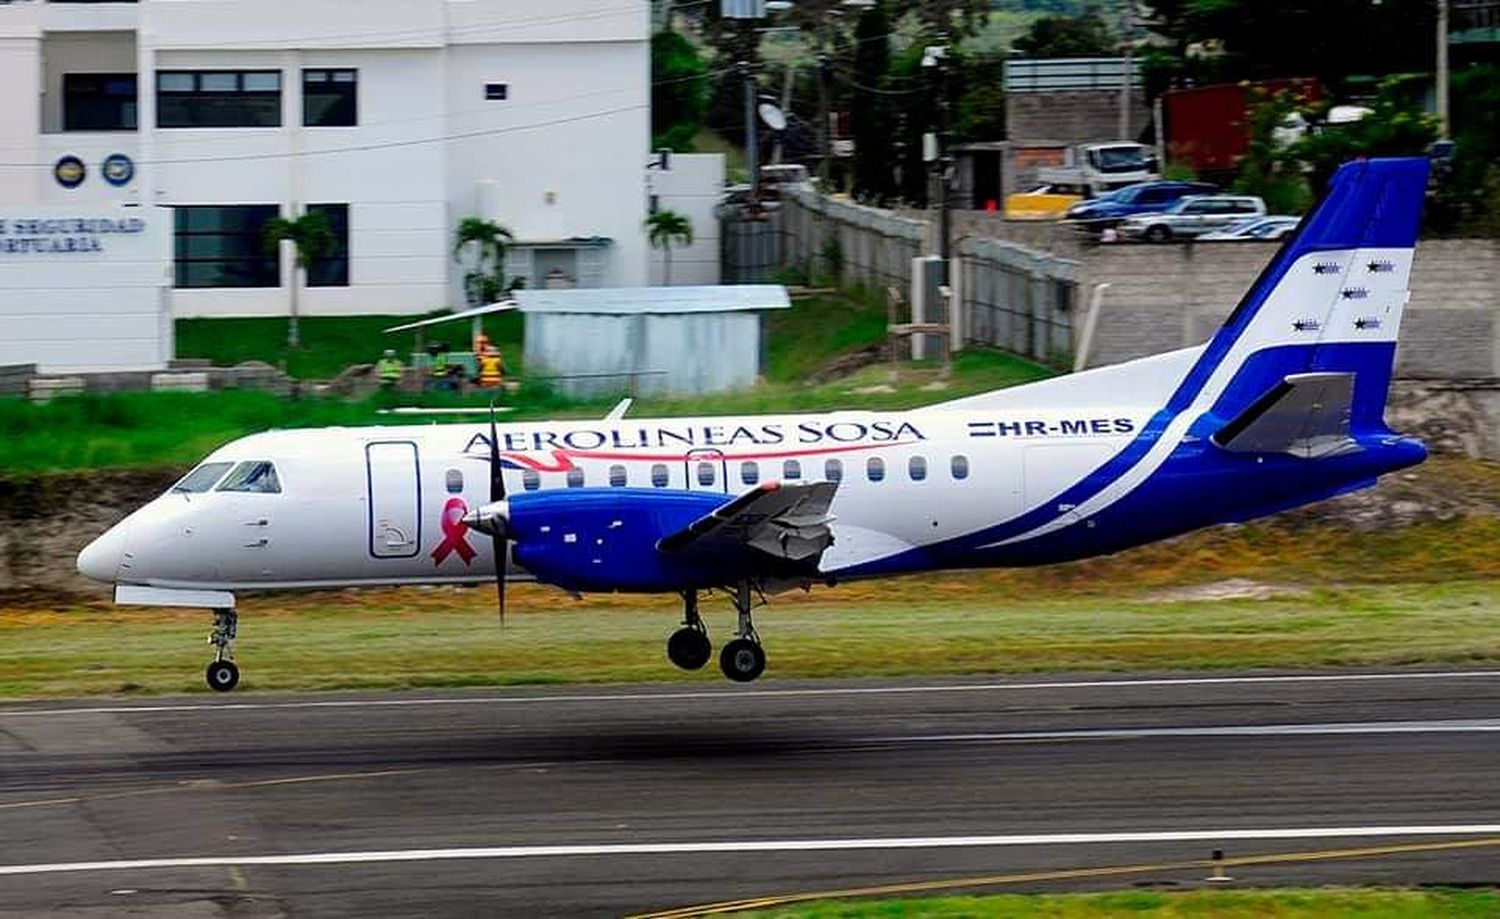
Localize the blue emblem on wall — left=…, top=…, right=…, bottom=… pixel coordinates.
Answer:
left=54, top=155, right=86, bottom=189
left=102, top=153, right=134, bottom=187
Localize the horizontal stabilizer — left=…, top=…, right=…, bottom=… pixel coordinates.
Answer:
left=1212, top=372, right=1360, bottom=459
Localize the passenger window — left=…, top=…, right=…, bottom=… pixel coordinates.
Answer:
left=951, top=455, right=970, bottom=480
left=522, top=469, right=541, bottom=491
left=609, top=464, right=627, bottom=487
left=783, top=459, right=801, bottom=480
left=867, top=457, right=885, bottom=482
left=697, top=462, right=716, bottom=487
left=824, top=458, right=843, bottom=482
left=909, top=456, right=927, bottom=481
left=566, top=467, right=585, bottom=488
left=445, top=469, right=464, bottom=494
left=651, top=463, right=669, bottom=488
left=172, top=461, right=233, bottom=493
left=217, top=460, right=281, bottom=494
left=741, top=461, right=759, bottom=485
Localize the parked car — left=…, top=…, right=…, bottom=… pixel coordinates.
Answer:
left=1199, top=215, right=1302, bottom=242
left=1062, top=181, right=1218, bottom=230
left=1118, top=195, right=1268, bottom=243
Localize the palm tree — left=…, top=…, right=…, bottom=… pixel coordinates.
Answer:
left=263, top=210, right=335, bottom=348
left=453, top=217, right=515, bottom=306
left=645, top=209, right=693, bottom=286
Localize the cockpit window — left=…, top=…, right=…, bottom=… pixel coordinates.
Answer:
left=216, top=461, right=282, bottom=494
left=172, top=462, right=234, bottom=493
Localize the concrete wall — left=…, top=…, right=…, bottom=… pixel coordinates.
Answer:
left=0, top=207, right=170, bottom=373
left=648, top=153, right=724, bottom=286
left=1077, top=239, right=1500, bottom=379
left=1006, top=89, right=1150, bottom=146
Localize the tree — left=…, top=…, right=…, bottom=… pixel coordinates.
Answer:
left=645, top=209, right=694, bottom=286
left=652, top=29, right=710, bottom=152
left=1012, top=12, right=1117, bottom=58
left=453, top=217, right=516, bottom=307
left=262, top=210, right=335, bottom=348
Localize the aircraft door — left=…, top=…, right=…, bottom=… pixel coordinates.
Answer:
left=366, top=441, right=422, bottom=558
left=684, top=448, right=729, bottom=493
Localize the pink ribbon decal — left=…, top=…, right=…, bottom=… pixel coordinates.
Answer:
left=431, top=497, right=476, bottom=566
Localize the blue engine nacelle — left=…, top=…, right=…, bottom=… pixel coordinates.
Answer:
left=507, top=487, right=733, bottom=593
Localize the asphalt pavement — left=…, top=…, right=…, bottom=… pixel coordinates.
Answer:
left=3, top=669, right=1500, bottom=917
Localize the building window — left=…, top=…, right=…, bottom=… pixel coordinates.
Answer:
left=909, top=456, right=927, bottom=481
left=158, top=70, right=281, bottom=128
left=696, top=462, right=716, bottom=487
left=824, top=458, right=842, bottom=483
left=174, top=205, right=280, bottom=289
left=867, top=457, right=885, bottom=482
left=951, top=455, right=970, bottom=480
left=651, top=463, right=669, bottom=487
left=566, top=467, right=585, bottom=488
left=522, top=469, right=541, bottom=491
left=783, top=459, right=801, bottom=480
left=62, top=73, right=137, bottom=132
left=306, top=203, right=349, bottom=287
left=741, top=461, right=759, bottom=486
left=303, top=68, right=357, bottom=126
left=609, top=464, right=627, bottom=487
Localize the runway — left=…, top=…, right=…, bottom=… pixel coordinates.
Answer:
left=3, top=669, right=1500, bottom=917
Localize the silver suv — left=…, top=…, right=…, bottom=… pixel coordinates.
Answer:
left=1119, top=195, right=1267, bottom=242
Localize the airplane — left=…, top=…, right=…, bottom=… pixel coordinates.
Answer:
left=78, top=157, right=1431, bottom=692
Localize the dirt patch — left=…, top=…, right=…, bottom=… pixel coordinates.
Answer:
left=1140, top=578, right=1312, bottom=604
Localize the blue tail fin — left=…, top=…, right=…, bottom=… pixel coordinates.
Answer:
left=1178, top=157, right=1430, bottom=442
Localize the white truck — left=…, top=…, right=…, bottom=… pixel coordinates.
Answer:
left=1035, top=142, right=1160, bottom=199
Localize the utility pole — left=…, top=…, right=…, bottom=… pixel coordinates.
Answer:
left=740, top=60, right=760, bottom=208
left=817, top=52, right=832, bottom=185
left=923, top=40, right=951, bottom=284
left=1118, top=0, right=1133, bottom=140
left=1437, top=0, right=1451, bottom=138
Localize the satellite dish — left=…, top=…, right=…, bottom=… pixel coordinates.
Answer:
left=758, top=102, right=788, bottom=132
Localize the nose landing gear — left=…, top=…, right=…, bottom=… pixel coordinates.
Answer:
left=205, top=607, right=239, bottom=692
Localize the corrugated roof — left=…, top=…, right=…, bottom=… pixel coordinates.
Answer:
left=515, top=285, right=790, bottom=315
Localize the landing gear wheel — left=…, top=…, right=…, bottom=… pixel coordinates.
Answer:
left=206, top=660, right=240, bottom=692
left=667, top=627, right=713, bottom=671
left=719, top=638, right=766, bottom=683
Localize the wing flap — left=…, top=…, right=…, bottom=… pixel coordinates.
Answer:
left=658, top=481, right=839, bottom=567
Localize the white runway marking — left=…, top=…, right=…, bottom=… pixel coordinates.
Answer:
left=5, top=825, right=1500, bottom=876
left=3, top=670, right=1499, bottom=718
left=865, top=718, right=1500, bottom=745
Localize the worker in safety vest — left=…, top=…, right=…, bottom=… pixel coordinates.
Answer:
left=375, top=349, right=403, bottom=389
left=478, top=349, right=505, bottom=388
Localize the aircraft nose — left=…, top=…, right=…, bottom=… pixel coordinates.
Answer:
left=77, top=523, right=127, bottom=583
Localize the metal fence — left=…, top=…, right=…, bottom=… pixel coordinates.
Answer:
left=957, top=237, right=1079, bottom=370
left=723, top=189, right=1080, bottom=369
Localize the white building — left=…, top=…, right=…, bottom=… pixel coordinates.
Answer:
left=0, top=0, right=653, bottom=320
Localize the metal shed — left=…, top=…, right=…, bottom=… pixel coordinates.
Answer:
left=516, top=285, right=790, bottom=398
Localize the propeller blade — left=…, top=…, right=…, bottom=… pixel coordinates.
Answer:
left=488, top=401, right=505, bottom=502
left=488, top=402, right=506, bottom=626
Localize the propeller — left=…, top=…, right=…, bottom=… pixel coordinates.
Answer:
left=463, top=403, right=511, bottom=627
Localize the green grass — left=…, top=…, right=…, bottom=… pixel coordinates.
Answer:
left=174, top=310, right=525, bottom=380
left=1, top=289, right=1053, bottom=473
left=2, top=579, right=1496, bottom=697
left=735, top=888, right=1500, bottom=918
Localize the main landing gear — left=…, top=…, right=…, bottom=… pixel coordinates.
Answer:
left=665, top=582, right=767, bottom=683
left=205, top=607, right=239, bottom=692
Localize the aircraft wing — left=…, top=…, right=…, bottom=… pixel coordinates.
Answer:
left=657, top=481, right=839, bottom=571
left=1212, top=371, right=1360, bottom=459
